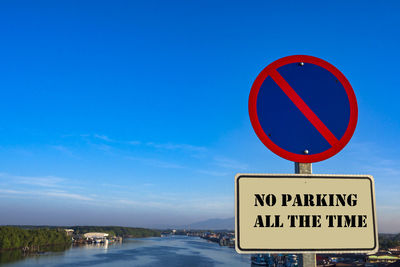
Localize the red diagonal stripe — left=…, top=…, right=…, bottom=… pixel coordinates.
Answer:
left=269, top=69, right=339, bottom=146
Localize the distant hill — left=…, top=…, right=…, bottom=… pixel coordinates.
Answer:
left=182, top=217, right=234, bottom=230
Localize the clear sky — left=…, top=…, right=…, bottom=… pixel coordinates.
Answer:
left=0, top=1, right=399, bottom=233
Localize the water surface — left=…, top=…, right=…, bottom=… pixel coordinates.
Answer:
left=1, top=236, right=251, bottom=267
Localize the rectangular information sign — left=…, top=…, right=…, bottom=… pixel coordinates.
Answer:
left=235, top=174, right=378, bottom=254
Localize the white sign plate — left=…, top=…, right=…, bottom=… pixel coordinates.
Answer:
left=235, top=174, right=378, bottom=254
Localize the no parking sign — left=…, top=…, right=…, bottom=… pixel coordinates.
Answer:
left=236, top=56, right=377, bottom=255
left=248, top=55, right=358, bottom=163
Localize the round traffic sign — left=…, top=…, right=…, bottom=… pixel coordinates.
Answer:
left=249, top=55, right=358, bottom=163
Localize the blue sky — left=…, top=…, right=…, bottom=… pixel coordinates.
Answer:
left=0, top=1, right=399, bottom=232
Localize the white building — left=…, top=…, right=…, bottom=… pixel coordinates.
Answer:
left=83, top=232, right=109, bottom=243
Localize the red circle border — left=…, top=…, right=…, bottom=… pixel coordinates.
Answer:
left=248, top=55, right=358, bottom=163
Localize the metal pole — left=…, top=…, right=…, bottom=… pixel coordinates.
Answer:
left=295, top=162, right=316, bottom=267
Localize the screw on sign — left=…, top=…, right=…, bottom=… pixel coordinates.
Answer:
left=248, top=55, right=358, bottom=163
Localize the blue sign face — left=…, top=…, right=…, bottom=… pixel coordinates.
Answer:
left=248, top=55, right=358, bottom=163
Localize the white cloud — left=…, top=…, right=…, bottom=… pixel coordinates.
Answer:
left=213, top=156, right=248, bottom=170
left=128, top=141, right=141, bottom=145
left=2, top=174, right=65, bottom=188
left=117, top=199, right=171, bottom=209
left=93, top=134, right=114, bottom=142
left=146, top=142, right=206, bottom=152
left=116, top=195, right=233, bottom=214
left=45, top=191, right=93, bottom=201
left=72, top=134, right=207, bottom=157
left=91, top=143, right=113, bottom=152
left=51, top=145, right=74, bottom=155
left=127, top=156, right=185, bottom=169
left=0, top=189, right=26, bottom=194
left=0, top=188, right=93, bottom=201
left=198, top=170, right=229, bottom=177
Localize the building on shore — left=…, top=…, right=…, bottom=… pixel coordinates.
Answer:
left=64, top=229, right=74, bottom=236
left=389, top=247, right=400, bottom=255
left=367, top=255, right=400, bottom=265
left=83, top=232, right=109, bottom=243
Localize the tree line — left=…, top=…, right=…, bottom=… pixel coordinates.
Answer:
left=0, top=225, right=160, bottom=250
left=71, top=226, right=161, bottom=238
left=0, top=227, right=71, bottom=250
left=379, top=233, right=400, bottom=250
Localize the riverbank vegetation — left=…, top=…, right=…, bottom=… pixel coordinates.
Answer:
left=0, top=227, right=71, bottom=251
left=379, top=233, right=400, bottom=250
left=0, top=225, right=160, bottom=251
left=0, top=225, right=160, bottom=265
left=71, top=226, right=161, bottom=238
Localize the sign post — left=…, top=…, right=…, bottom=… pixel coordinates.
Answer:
left=295, top=162, right=315, bottom=267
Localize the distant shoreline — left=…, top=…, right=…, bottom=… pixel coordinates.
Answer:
left=0, top=226, right=160, bottom=252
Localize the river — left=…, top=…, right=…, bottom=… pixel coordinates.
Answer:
left=0, top=235, right=251, bottom=266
